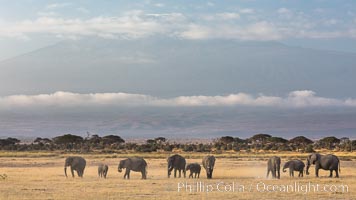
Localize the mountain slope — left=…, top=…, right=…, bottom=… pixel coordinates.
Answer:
left=1, top=37, right=355, bottom=98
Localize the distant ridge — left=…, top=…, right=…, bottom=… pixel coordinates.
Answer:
left=0, top=36, right=355, bottom=98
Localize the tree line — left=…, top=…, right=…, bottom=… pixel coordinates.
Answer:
left=0, top=133, right=355, bottom=153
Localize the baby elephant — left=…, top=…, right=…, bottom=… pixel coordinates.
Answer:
left=186, top=163, right=201, bottom=178
left=98, top=164, right=109, bottom=178
left=283, top=159, right=305, bottom=177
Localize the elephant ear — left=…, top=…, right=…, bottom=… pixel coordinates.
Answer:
left=315, top=153, right=321, bottom=161
left=65, top=157, right=73, bottom=165
left=126, top=158, right=132, bottom=167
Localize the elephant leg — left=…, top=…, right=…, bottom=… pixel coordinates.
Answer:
left=141, top=170, right=145, bottom=179
left=127, top=170, right=131, bottom=179
left=178, top=169, right=181, bottom=178
left=315, top=167, right=319, bottom=177
left=174, top=169, right=177, bottom=178
left=124, top=169, right=129, bottom=179
left=266, top=169, right=270, bottom=178
left=335, top=169, right=339, bottom=178
left=71, top=167, right=75, bottom=178
left=292, top=171, right=294, bottom=177
left=277, top=169, right=280, bottom=179
left=183, top=169, right=186, bottom=178
left=198, top=172, right=200, bottom=178
left=329, top=170, right=333, bottom=177
left=272, top=168, right=276, bottom=178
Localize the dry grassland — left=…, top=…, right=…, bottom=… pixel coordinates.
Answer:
left=0, top=152, right=355, bottom=200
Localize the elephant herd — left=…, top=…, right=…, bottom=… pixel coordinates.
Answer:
left=64, top=153, right=340, bottom=180
left=64, top=154, right=216, bottom=179
left=266, top=153, right=341, bottom=179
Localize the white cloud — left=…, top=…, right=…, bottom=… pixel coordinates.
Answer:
left=323, top=19, right=339, bottom=26
left=0, top=14, right=165, bottom=40
left=0, top=9, right=355, bottom=41
left=277, top=8, right=291, bottom=15
left=239, top=8, right=255, bottom=14
left=238, top=21, right=282, bottom=40
left=154, top=3, right=164, bottom=8
left=45, top=3, right=71, bottom=10
left=0, top=90, right=355, bottom=109
left=180, top=24, right=211, bottom=39
left=216, top=12, right=240, bottom=20
left=37, top=11, right=58, bottom=17
left=181, top=21, right=281, bottom=41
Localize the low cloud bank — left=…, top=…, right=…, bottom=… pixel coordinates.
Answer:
left=0, top=90, right=355, bottom=109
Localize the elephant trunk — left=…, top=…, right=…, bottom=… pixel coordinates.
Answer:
left=282, top=167, right=287, bottom=173
left=167, top=166, right=173, bottom=177
left=306, top=164, right=310, bottom=175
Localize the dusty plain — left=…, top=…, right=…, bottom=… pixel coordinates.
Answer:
left=0, top=151, right=355, bottom=200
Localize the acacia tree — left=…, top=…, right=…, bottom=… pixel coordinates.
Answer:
left=53, top=134, right=84, bottom=151
left=289, top=136, right=313, bottom=152
left=249, top=134, right=272, bottom=150
left=339, top=137, right=351, bottom=151
left=318, top=136, right=340, bottom=150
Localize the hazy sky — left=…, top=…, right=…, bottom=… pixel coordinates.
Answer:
left=1, top=0, right=356, bottom=60
left=1, top=1, right=356, bottom=139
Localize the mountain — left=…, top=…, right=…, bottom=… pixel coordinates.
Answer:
left=1, top=36, right=355, bottom=98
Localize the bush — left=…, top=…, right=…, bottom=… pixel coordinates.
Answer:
left=305, top=144, right=315, bottom=153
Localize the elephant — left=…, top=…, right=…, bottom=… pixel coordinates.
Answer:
left=98, top=164, right=109, bottom=178
left=118, top=157, right=147, bottom=179
left=283, top=160, right=305, bottom=177
left=64, top=156, right=86, bottom=178
left=266, top=156, right=281, bottom=179
left=186, top=163, right=201, bottom=178
left=202, top=155, right=215, bottom=179
left=167, top=154, right=186, bottom=178
left=306, top=153, right=340, bottom=178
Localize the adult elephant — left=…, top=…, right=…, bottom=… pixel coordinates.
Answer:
left=64, top=156, right=86, bottom=178
left=306, top=153, right=340, bottom=178
left=167, top=154, right=186, bottom=178
left=266, top=156, right=281, bottom=179
left=283, top=159, right=305, bottom=177
left=118, top=157, right=147, bottom=179
left=202, top=155, right=215, bottom=179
